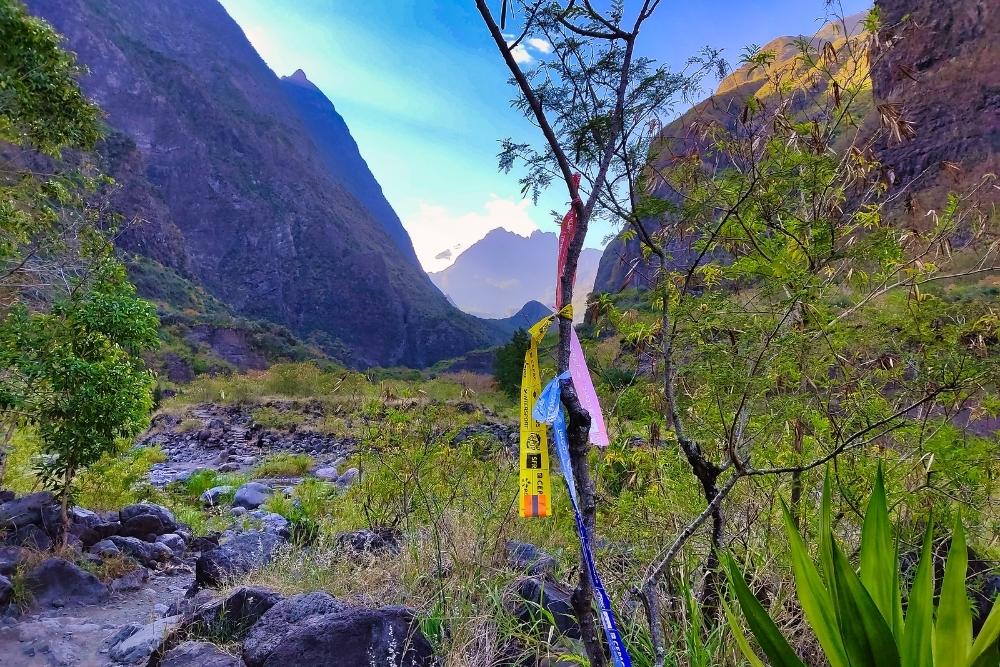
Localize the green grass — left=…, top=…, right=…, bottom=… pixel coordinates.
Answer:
left=252, top=452, right=314, bottom=478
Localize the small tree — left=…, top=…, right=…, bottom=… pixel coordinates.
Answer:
left=582, top=8, right=998, bottom=663
left=0, top=259, right=159, bottom=535
left=495, top=328, right=531, bottom=398
left=0, top=0, right=160, bottom=533
left=474, top=3, right=719, bottom=661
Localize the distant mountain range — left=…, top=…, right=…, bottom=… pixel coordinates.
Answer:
left=429, top=229, right=602, bottom=320
left=24, top=0, right=507, bottom=368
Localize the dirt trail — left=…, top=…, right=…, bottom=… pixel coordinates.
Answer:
left=0, top=569, right=193, bottom=667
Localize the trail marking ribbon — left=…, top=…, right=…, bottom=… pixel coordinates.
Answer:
left=569, top=327, right=610, bottom=447
left=534, top=372, right=632, bottom=667
left=518, top=309, right=561, bottom=518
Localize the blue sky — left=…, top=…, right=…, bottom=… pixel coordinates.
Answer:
left=218, top=0, right=870, bottom=271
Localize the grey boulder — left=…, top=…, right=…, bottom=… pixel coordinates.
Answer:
left=24, top=558, right=109, bottom=608
left=109, top=614, right=183, bottom=664
left=242, top=591, right=345, bottom=666
left=108, top=535, right=173, bottom=568
left=0, top=545, right=24, bottom=576
left=233, top=483, right=271, bottom=510
left=119, top=503, right=178, bottom=538
left=185, top=586, right=283, bottom=639
left=0, top=492, right=59, bottom=531
left=256, top=606, right=434, bottom=667
left=195, top=531, right=283, bottom=587
left=162, top=641, right=246, bottom=667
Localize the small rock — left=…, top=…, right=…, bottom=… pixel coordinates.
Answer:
left=230, top=507, right=248, bottom=517
left=313, top=466, right=339, bottom=482
left=506, top=541, right=557, bottom=575
left=0, top=575, right=12, bottom=606
left=511, top=576, right=580, bottom=639
left=335, top=468, right=359, bottom=489
left=109, top=614, right=182, bottom=665
left=219, top=463, right=241, bottom=473
left=202, top=486, right=234, bottom=508
left=24, top=558, right=109, bottom=609
left=109, top=567, right=149, bottom=594
left=335, top=528, right=400, bottom=555
left=105, top=622, right=142, bottom=646
left=0, top=545, right=26, bottom=576
left=156, top=533, right=187, bottom=555
left=233, top=483, right=271, bottom=510
left=161, top=641, right=245, bottom=667
left=90, top=539, right=121, bottom=559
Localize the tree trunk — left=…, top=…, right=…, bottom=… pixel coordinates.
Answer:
left=59, top=464, right=73, bottom=551
left=562, top=380, right=606, bottom=667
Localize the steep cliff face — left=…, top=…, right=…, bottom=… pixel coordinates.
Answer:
left=279, top=69, right=420, bottom=267
left=593, top=3, right=997, bottom=294
left=25, top=0, right=498, bottom=368
left=871, top=0, right=999, bottom=213
left=429, top=229, right=601, bottom=319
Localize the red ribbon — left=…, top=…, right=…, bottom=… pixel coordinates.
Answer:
left=555, top=173, right=583, bottom=310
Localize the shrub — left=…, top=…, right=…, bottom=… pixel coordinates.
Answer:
left=724, top=468, right=1000, bottom=667
left=253, top=452, right=313, bottom=478
left=74, top=443, right=165, bottom=510
left=250, top=406, right=305, bottom=431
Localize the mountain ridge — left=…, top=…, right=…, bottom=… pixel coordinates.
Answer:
left=24, top=0, right=502, bottom=368
left=429, top=228, right=601, bottom=320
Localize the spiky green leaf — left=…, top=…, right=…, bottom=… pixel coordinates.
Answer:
left=935, top=517, right=972, bottom=666
left=900, top=523, right=934, bottom=667
left=831, top=540, right=902, bottom=667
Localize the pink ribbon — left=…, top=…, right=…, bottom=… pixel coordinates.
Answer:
left=570, top=327, right=610, bottom=447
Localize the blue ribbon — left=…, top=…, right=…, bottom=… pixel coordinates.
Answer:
left=534, top=371, right=632, bottom=667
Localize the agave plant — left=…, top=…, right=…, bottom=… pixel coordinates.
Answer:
left=723, top=467, right=1000, bottom=667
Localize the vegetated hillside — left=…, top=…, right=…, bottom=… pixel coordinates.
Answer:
left=430, top=229, right=601, bottom=319
left=593, top=1, right=997, bottom=294
left=24, top=0, right=502, bottom=368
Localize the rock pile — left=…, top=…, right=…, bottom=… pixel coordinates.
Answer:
left=104, top=586, right=435, bottom=667
left=0, top=495, right=196, bottom=612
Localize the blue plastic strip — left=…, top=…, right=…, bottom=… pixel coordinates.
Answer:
left=534, top=372, right=632, bottom=667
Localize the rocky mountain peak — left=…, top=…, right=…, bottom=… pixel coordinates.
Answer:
left=283, top=68, right=318, bottom=90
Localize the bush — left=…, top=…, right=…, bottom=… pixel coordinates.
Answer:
left=253, top=453, right=313, bottom=478
left=74, top=443, right=165, bottom=510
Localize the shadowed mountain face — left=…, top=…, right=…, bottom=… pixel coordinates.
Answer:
left=429, top=229, right=601, bottom=320
left=279, top=69, right=420, bottom=267
left=24, top=0, right=501, bottom=368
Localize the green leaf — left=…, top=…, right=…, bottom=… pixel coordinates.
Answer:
left=935, top=516, right=973, bottom=666
left=968, top=597, right=1000, bottom=667
left=722, top=597, right=767, bottom=667
left=860, top=464, right=903, bottom=636
left=723, top=553, right=806, bottom=667
left=831, top=540, right=902, bottom=667
left=781, top=500, right=850, bottom=667
left=820, top=468, right=840, bottom=612
left=900, top=523, right=934, bottom=667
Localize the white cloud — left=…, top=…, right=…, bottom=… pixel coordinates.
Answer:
left=505, top=37, right=552, bottom=65
left=508, top=42, right=534, bottom=64
left=526, top=37, right=553, bottom=54
left=405, top=196, right=540, bottom=272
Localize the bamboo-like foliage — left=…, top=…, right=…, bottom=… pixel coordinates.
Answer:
left=724, top=468, right=1000, bottom=667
